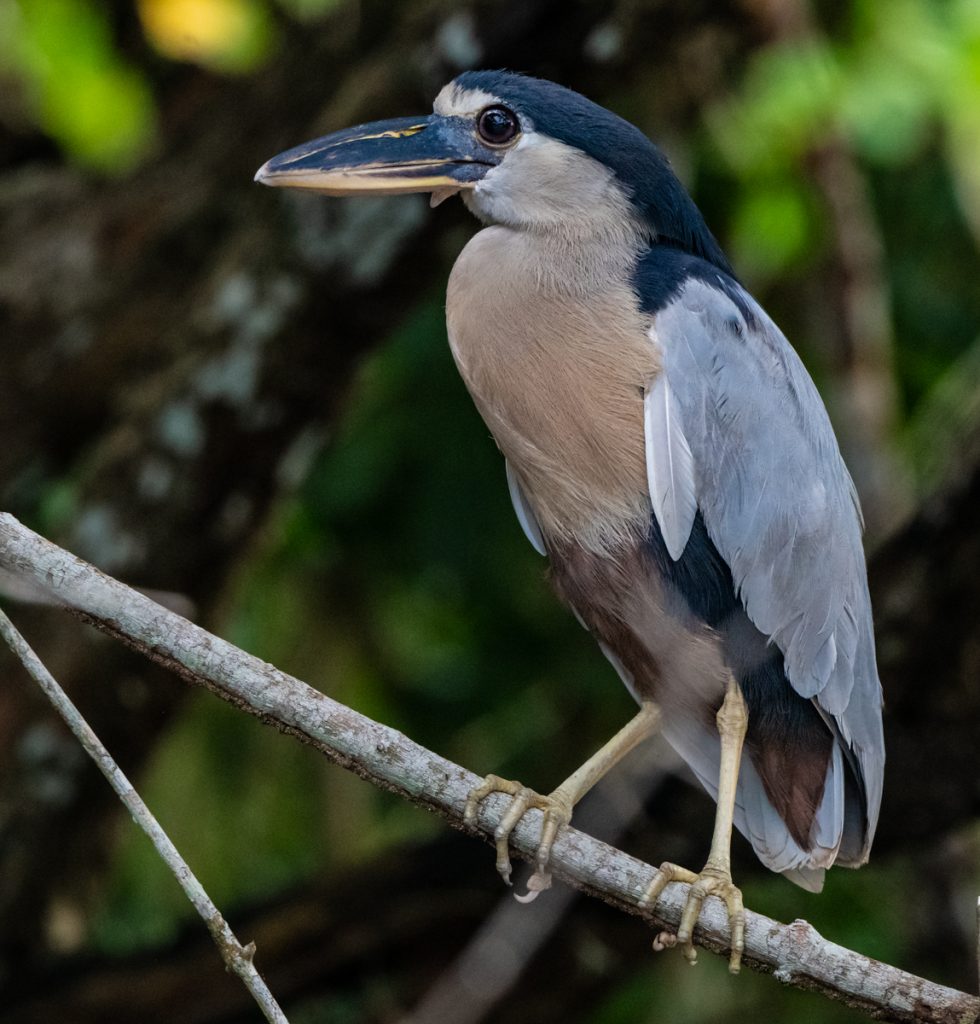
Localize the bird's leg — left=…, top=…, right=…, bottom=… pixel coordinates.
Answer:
left=642, top=675, right=748, bottom=973
left=464, top=701, right=661, bottom=900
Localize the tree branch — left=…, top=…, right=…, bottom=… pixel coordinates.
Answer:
left=0, top=606, right=290, bottom=1024
left=0, top=512, right=976, bottom=1024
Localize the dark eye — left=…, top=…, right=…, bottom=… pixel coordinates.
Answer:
left=477, top=105, right=520, bottom=146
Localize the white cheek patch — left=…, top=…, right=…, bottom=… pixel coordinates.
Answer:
left=472, top=134, right=629, bottom=231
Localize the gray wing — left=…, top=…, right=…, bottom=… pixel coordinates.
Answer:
left=649, top=277, right=884, bottom=859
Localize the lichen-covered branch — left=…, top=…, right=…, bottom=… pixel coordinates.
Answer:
left=0, top=512, right=975, bottom=1024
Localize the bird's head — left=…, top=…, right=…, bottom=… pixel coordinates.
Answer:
left=256, top=71, right=728, bottom=266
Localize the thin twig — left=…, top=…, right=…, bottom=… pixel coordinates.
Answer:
left=0, top=603, right=290, bottom=1024
left=0, top=512, right=977, bottom=1024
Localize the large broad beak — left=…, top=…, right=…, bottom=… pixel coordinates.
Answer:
left=254, top=114, right=494, bottom=198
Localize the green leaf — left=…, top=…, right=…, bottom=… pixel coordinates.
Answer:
left=9, top=0, right=156, bottom=171
left=729, top=181, right=814, bottom=279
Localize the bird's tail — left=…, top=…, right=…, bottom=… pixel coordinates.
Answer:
left=660, top=712, right=866, bottom=892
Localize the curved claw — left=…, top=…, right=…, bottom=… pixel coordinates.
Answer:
left=464, top=774, right=572, bottom=897
left=514, top=869, right=552, bottom=904
left=641, top=862, right=745, bottom=973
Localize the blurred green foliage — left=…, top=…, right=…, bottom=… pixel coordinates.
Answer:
left=709, top=0, right=980, bottom=280
left=0, top=0, right=341, bottom=168
left=1, top=0, right=156, bottom=170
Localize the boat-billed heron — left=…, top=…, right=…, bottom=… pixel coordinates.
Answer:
left=256, top=71, right=885, bottom=973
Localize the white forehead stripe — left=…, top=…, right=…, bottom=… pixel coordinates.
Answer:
left=433, top=83, right=502, bottom=117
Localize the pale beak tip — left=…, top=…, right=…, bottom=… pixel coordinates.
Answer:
left=254, top=161, right=274, bottom=185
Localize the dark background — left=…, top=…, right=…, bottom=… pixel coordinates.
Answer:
left=0, top=0, right=978, bottom=1020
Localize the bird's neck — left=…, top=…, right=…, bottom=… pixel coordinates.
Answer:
left=482, top=223, right=648, bottom=299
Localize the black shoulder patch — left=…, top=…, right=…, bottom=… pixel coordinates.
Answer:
left=632, top=245, right=758, bottom=329
left=646, top=510, right=738, bottom=628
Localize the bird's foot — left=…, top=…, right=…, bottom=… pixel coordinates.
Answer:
left=641, top=861, right=745, bottom=973
left=463, top=774, right=573, bottom=901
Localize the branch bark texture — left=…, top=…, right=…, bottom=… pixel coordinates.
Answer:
left=0, top=513, right=975, bottom=1024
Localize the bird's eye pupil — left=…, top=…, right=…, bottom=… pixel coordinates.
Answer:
left=477, top=106, right=519, bottom=145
